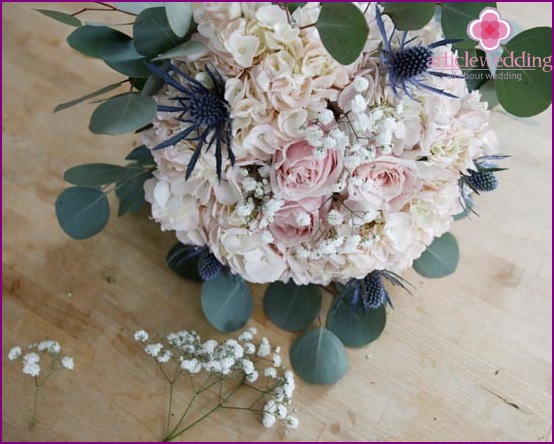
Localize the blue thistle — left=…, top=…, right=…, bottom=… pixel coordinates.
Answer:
left=146, top=62, right=234, bottom=182
left=460, top=154, right=508, bottom=196
left=197, top=249, right=223, bottom=281
left=376, top=7, right=463, bottom=99
left=347, top=270, right=413, bottom=312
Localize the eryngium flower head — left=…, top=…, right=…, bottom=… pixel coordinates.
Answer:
left=376, top=6, right=463, bottom=99
left=146, top=62, right=234, bottom=181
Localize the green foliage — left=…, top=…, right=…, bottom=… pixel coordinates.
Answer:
left=289, top=328, right=348, bottom=384
left=100, top=38, right=151, bottom=78
left=478, top=80, right=499, bottom=109
left=115, top=170, right=152, bottom=216
left=140, top=73, right=166, bottom=97
left=413, top=232, right=460, bottom=278
left=113, top=2, right=159, bottom=15
left=462, top=48, right=490, bottom=92
left=316, top=2, right=369, bottom=65
left=133, top=7, right=185, bottom=58
left=383, top=2, right=435, bottom=30
left=125, top=145, right=154, bottom=165
left=165, top=2, right=193, bottom=38
left=55, top=187, right=110, bottom=240
left=496, top=27, right=552, bottom=117
left=64, top=163, right=137, bottom=186
left=166, top=243, right=203, bottom=282
left=89, top=93, right=157, bottom=135
left=263, top=282, right=322, bottom=332
left=441, top=2, right=496, bottom=49
left=287, top=3, right=307, bottom=13
left=67, top=25, right=128, bottom=58
left=327, top=293, right=387, bottom=348
left=35, top=9, right=82, bottom=27
left=54, top=82, right=125, bottom=113
left=201, top=271, right=253, bottom=333
left=152, top=41, right=206, bottom=61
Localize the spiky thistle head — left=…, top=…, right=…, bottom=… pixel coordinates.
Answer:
left=347, top=270, right=413, bottom=312
left=197, top=249, right=224, bottom=281
left=146, top=62, right=234, bottom=182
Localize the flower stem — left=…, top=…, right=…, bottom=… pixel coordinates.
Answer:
left=29, top=379, right=40, bottom=430
left=165, top=382, right=175, bottom=437
left=163, top=405, right=221, bottom=442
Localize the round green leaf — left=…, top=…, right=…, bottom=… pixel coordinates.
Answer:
left=478, top=80, right=499, bottom=109
left=89, top=93, right=157, bottom=135
left=64, top=163, right=131, bottom=186
left=100, top=38, right=151, bottom=78
left=116, top=170, right=152, bottom=216
left=35, top=9, right=82, bottom=27
left=413, top=232, right=459, bottom=278
left=55, top=187, right=110, bottom=240
left=327, top=296, right=386, bottom=348
left=114, top=2, right=159, bottom=15
left=263, top=282, right=322, bottom=332
left=67, top=25, right=129, bottom=58
left=133, top=7, right=184, bottom=57
left=441, top=2, right=496, bottom=49
left=152, top=41, right=206, bottom=61
left=316, top=2, right=369, bottom=65
left=496, top=27, right=552, bottom=117
left=201, top=271, right=253, bottom=333
left=383, top=3, right=435, bottom=31
left=165, top=2, right=192, bottom=38
left=166, top=243, right=202, bottom=282
left=289, top=328, right=348, bottom=384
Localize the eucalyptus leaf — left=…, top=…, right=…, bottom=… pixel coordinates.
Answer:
left=383, top=2, right=435, bottom=30
left=201, top=271, right=253, bottom=333
left=441, top=2, right=496, bottom=49
left=116, top=170, right=152, bottom=216
left=166, top=243, right=203, bottom=282
left=316, top=2, right=369, bottom=65
left=496, top=27, right=552, bottom=117
left=67, top=25, right=128, bottom=58
left=133, top=7, right=184, bottom=58
left=100, top=38, right=151, bottom=78
left=327, top=296, right=386, bottom=348
left=125, top=145, right=154, bottom=164
left=453, top=195, right=474, bottom=220
left=478, top=80, right=499, bottom=109
left=461, top=48, right=489, bottom=92
left=140, top=72, right=167, bottom=97
left=263, top=282, right=322, bottom=332
left=289, top=328, right=348, bottom=384
left=287, top=3, right=307, bottom=13
left=113, top=2, right=159, bottom=15
left=89, top=93, right=157, bottom=135
left=413, top=232, right=459, bottom=278
left=64, top=163, right=135, bottom=186
left=152, top=41, right=206, bottom=61
left=54, top=82, right=124, bottom=113
left=55, top=187, right=110, bottom=240
left=165, top=2, right=192, bottom=38
left=35, top=9, right=82, bottom=27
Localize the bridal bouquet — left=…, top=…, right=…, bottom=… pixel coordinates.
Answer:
left=45, top=2, right=551, bottom=384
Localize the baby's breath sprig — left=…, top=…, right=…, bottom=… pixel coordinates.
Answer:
left=134, top=328, right=299, bottom=442
left=7, top=340, right=74, bottom=430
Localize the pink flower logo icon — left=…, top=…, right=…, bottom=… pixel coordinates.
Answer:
left=467, top=7, right=511, bottom=51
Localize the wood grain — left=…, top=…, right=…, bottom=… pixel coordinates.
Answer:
left=2, top=2, right=552, bottom=442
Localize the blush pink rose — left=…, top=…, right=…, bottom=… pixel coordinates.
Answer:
left=271, top=140, right=342, bottom=200
left=269, top=197, right=324, bottom=247
left=348, top=156, right=420, bottom=211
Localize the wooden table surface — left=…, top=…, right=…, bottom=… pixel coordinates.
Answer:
left=2, top=2, right=552, bottom=442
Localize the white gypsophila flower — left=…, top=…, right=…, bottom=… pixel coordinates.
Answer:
left=305, top=126, right=324, bottom=147
left=274, top=346, right=281, bottom=353
left=134, top=330, right=149, bottom=342
left=61, top=356, right=75, bottom=370
left=23, top=352, right=40, bottom=365
left=351, top=94, right=367, bottom=113
left=354, top=76, right=369, bottom=92
left=225, top=339, right=244, bottom=359
left=243, top=177, right=258, bottom=192
left=313, top=146, right=327, bottom=159
left=145, top=343, right=163, bottom=357
left=238, top=331, right=254, bottom=342
left=38, top=340, right=60, bottom=354
left=318, top=109, right=334, bottom=125
left=243, top=342, right=256, bottom=355
left=295, top=212, right=311, bottom=227
left=276, top=403, right=287, bottom=420
left=23, top=362, right=41, bottom=377
left=326, top=209, right=344, bottom=226
left=181, top=358, right=202, bottom=374
left=262, top=412, right=276, bottom=428
left=7, top=346, right=22, bottom=361
left=322, top=135, right=337, bottom=150
left=264, top=400, right=277, bottom=413
left=236, top=200, right=255, bottom=217
left=246, top=369, right=259, bottom=383
left=202, top=339, right=218, bottom=354
left=285, top=415, right=299, bottom=429
left=261, top=230, right=274, bottom=243
left=258, top=165, right=271, bottom=178
left=272, top=354, right=282, bottom=367
left=257, top=337, right=270, bottom=357
left=157, top=350, right=172, bottom=364
left=264, top=367, right=278, bottom=379
left=241, top=359, right=255, bottom=375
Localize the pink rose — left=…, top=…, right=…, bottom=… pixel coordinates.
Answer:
left=271, top=140, right=342, bottom=200
left=348, top=156, right=419, bottom=211
left=269, top=197, right=324, bottom=247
